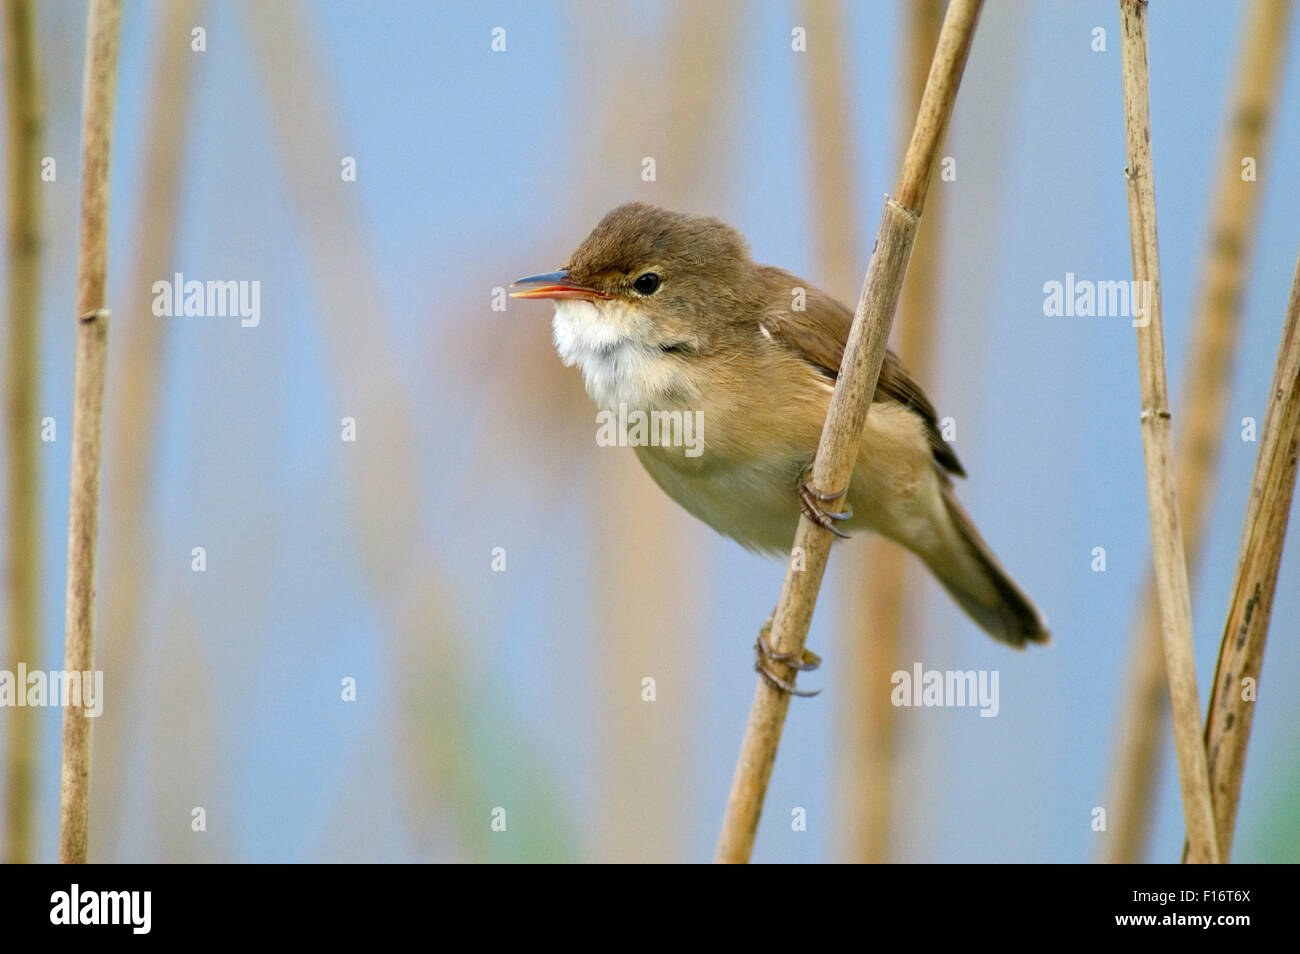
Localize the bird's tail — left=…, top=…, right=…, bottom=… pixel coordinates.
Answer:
left=918, top=484, right=1050, bottom=648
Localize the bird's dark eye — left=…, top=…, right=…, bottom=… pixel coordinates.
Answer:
left=633, top=272, right=661, bottom=295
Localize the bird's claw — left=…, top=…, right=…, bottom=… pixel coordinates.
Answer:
left=756, top=623, right=821, bottom=671
left=754, top=619, right=822, bottom=697
left=798, top=470, right=851, bottom=538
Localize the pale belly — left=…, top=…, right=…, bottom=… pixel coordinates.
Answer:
left=633, top=401, right=945, bottom=558
left=635, top=445, right=804, bottom=554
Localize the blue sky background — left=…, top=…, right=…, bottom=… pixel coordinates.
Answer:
left=2, top=0, right=1298, bottom=862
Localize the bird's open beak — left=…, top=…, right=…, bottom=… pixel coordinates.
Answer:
left=509, top=269, right=611, bottom=301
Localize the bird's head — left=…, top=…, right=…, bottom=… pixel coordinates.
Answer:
left=510, top=202, right=757, bottom=362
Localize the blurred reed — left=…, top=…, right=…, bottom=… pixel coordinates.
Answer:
left=800, top=0, right=860, bottom=300
left=584, top=0, right=740, bottom=863
left=2, top=0, right=43, bottom=865
left=152, top=594, right=222, bottom=863
left=1105, top=0, right=1293, bottom=864
left=244, top=0, right=575, bottom=861
left=1116, top=0, right=1217, bottom=864
left=92, top=0, right=199, bottom=861
left=892, top=0, right=946, bottom=385
left=59, top=0, right=121, bottom=864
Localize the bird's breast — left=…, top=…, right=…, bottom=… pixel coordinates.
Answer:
left=551, top=299, right=698, bottom=410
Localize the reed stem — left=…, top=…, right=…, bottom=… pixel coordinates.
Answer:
left=1117, top=0, right=1218, bottom=865
left=3, top=0, right=44, bottom=865
left=1105, top=0, right=1293, bottom=864
left=715, top=0, right=984, bottom=864
left=1198, top=251, right=1300, bottom=862
left=59, top=0, right=122, bottom=864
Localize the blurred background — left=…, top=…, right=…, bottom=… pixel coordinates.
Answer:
left=1, top=0, right=1298, bottom=863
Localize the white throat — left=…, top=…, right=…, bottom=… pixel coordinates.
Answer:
left=551, top=299, right=694, bottom=410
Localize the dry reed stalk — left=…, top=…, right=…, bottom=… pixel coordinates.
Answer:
left=1106, top=0, right=1292, bottom=864
left=91, top=0, right=198, bottom=860
left=1117, top=0, right=1218, bottom=864
left=715, top=0, right=984, bottom=864
left=1198, top=253, right=1300, bottom=861
left=3, top=0, right=44, bottom=865
left=837, top=0, right=946, bottom=863
left=59, top=0, right=122, bottom=864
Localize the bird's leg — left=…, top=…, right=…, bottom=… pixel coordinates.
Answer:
left=798, top=466, right=852, bottom=538
left=754, top=615, right=822, bottom=697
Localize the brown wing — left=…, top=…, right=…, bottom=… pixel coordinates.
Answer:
left=757, top=269, right=966, bottom=478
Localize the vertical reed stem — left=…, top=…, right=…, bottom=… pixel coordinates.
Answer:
left=59, top=0, right=122, bottom=864
left=1117, top=0, right=1218, bottom=864
left=839, top=0, right=947, bottom=863
left=1106, top=0, right=1292, bottom=864
left=3, top=0, right=44, bottom=865
left=715, top=0, right=984, bottom=864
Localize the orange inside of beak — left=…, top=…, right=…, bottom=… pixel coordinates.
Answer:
left=509, top=284, right=611, bottom=301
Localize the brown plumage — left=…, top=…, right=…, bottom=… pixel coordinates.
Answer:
left=515, top=203, right=1049, bottom=648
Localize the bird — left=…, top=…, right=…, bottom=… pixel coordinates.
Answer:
left=511, top=202, right=1048, bottom=691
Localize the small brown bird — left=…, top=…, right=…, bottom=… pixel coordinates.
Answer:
left=513, top=203, right=1048, bottom=688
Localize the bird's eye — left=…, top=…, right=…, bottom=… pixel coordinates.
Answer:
left=633, top=272, right=661, bottom=295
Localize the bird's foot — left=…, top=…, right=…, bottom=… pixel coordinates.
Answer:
left=754, top=617, right=822, bottom=697
left=798, top=467, right=851, bottom=538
